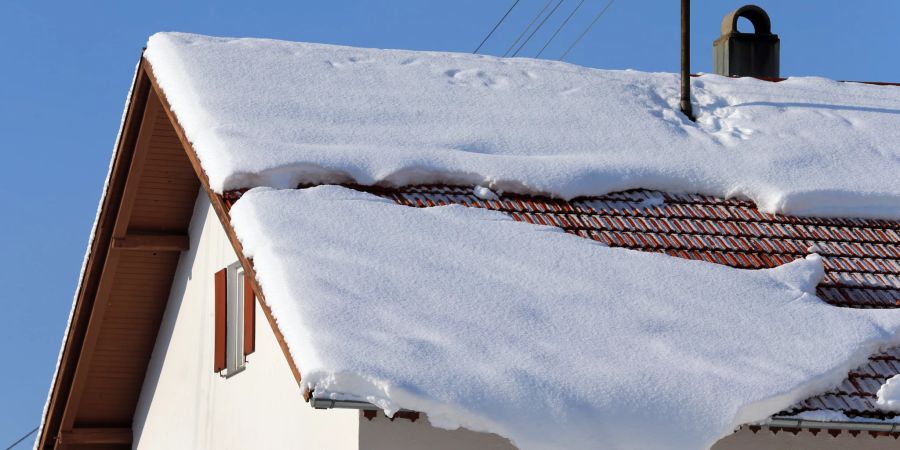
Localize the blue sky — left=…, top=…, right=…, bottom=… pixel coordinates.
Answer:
left=1, top=0, right=898, bottom=447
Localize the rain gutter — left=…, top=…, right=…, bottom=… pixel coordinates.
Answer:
left=310, top=398, right=419, bottom=415
left=310, top=398, right=382, bottom=411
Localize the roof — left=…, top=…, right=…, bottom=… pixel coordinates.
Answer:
left=224, top=183, right=900, bottom=426
left=347, top=184, right=900, bottom=420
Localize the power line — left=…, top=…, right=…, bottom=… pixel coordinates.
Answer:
left=503, top=0, right=555, bottom=57
left=511, top=0, right=566, bottom=57
left=4, top=427, right=38, bottom=450
left=535, top=0, right=587, bottom=58
left=558, top=0, right=616, bottom=61
left=473, top=0, right=522, bottom=54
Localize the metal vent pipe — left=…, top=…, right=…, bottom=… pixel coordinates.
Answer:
left=680, top=0, right=695, bottom=121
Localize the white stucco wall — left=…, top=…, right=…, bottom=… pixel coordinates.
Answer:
left=359, top=414, right=900, bottom=450
left=132, top=191, right=358, bottom=450
left=359, top=413, right=515, bottom=450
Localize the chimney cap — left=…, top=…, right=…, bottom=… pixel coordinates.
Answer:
left=720, top=4, right=773, bottom=36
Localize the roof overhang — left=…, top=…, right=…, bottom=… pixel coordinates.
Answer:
left=36, top=56, right=302, bottom=450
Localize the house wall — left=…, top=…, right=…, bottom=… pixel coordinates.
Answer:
left=358, top=414, right=516, bottom=450
left=359, top=415, right=900, bottom=450
left=132, top=191, right=358, bottom=450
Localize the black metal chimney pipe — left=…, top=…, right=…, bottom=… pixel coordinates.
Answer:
left=680, top=0, right=695, bottom=121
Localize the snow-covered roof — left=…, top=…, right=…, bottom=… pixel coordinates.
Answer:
left=142, top=32, right=900, bottom=450
left=335, top=185, right=900, bottom=421
left=230, top=185, right=900, bottom=450
left=144, top=32, right=900, bottom=219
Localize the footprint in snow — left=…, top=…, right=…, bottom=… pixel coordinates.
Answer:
left=444, top=68, right=510, bottom=89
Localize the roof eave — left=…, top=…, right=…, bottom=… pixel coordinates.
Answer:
left=37, top=56, right=307, bottom=450
left=36, top=54, right=152, bottom=450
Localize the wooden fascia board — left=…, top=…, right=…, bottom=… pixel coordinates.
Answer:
left=38, top=56, right=153, bottom=450
left=143, top=59, right=304, bottom=387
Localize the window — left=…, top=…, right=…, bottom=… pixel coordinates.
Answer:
left=214, top=261, right=255, bottom=376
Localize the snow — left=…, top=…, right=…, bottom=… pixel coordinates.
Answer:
left=229, top=186, right=900, bottom=450
left=144, top=32, right=900, bottom=219
left=473, top=185, right=499, bottom=200
left=876, top=375, right=900, bottom=412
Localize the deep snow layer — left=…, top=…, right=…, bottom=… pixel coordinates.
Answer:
left=145, top=32, right=900, bottom=219
left=230, top=186, right=900, bottom=450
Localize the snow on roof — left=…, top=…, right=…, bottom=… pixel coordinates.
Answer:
left=230, top=185, right=900, bottom=450
left=144, top=32, right=900, bottom=220
left=877, top=375, right=900, bottom=413
left=359, top=185, right=900, bottom=420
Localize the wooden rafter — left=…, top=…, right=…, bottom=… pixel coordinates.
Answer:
left=112, top=233, right=190, bottom=251
left=57, top=428, right=132, bottom=446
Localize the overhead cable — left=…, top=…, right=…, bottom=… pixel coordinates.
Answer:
left=473, top=0, right=522, bottom=54
left=511, top=0, right=566, bottom=57
left=558, top=0, right=616, bottom=61
left=503, top=0, right=556, bottom=57
left=4, top=427, right=38, bottom=450
left=535, top=0, right=587, bottom=58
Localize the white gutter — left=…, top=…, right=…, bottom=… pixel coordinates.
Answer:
left=310, top=397, right=419, bottom=414
left=310, top=398, right=381, bottom=411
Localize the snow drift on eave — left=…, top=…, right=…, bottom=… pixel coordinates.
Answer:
left=144, top=32, right=900, bottom=220
left=231, top=186, right=900, bottom=450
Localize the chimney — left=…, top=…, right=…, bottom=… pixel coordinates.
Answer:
left=713, top=5, right=780, bottom=78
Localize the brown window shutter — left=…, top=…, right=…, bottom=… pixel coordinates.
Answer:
left=243, top=272, right=256, bottom=356
left=214, top=268, right=227, bottom=372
